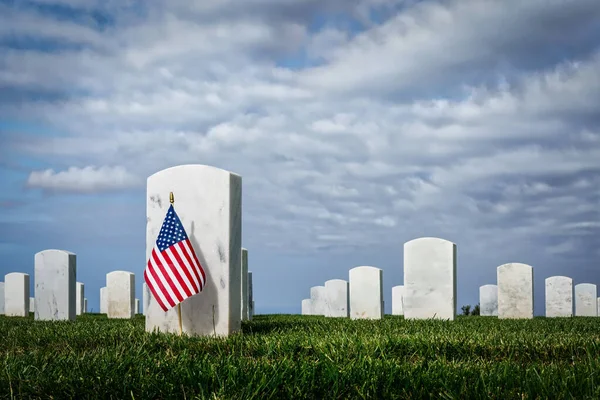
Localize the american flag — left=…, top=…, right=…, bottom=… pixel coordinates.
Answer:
left=144, top=204, right=206, bottom=311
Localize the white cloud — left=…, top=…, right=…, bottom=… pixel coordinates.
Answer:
left=26, top=166, right=140, bottom=193
left=1, top=0, right=599, bottom=264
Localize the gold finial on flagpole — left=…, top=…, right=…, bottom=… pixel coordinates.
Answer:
left=169, top=192, right=174, bottom=204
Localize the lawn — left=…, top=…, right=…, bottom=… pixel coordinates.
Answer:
left=1, top=314, right=599, bottom=399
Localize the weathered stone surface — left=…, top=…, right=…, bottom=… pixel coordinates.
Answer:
left=404, top=237, right=457, bottom=320
left=107, top=271, right=135, bottom=319
left=100, top=287, right=108, bottom=314
left=310, top=286, right=328, bottom=316
left=575, top=283, right=597, bottom=316
left=545, top=276, right=573, bottom=317
left=479, top=284, right=498, bottom=316
left=241, top=248, right=248, bottom=321
left=142, top=283, right=150, bottom=315
left=0, top=282, right=4, bottom=315
left=145, top=164, right=242, bottom=337
left=325, top=279, right=349, bottom=317
left=4, top=272, right=30, bottom=317
left=76, top=282, right=84, bottom=316
left=349, top=266, right=383, bottom=320
left=135, top=298, right=140, bottom=314
left=301, top=299, right=311, bottom=315
left=392, top=285, right=404, bottom=316
left=34, top=249, right=76, bottom=321
left=248, top=271, right=253, bottom=320
left=29, top=297, right=35, bottom=313
left=497, top=263, right=534, bottom=319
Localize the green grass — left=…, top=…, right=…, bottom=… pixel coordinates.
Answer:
left=1, top=314, right=599, bottom=399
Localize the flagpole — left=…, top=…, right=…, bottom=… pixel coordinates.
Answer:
left=170, top=191, right=184, bottom=336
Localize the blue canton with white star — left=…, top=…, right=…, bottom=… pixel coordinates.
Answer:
left=156, top=205, right=189, bottom=252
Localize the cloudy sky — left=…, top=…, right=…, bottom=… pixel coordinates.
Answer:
left=1, top=0, right=599, bottom=315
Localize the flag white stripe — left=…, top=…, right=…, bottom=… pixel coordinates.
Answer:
left=165, top=247, right=196, bottom=295
left=182, top=240, right=205, bottom=289
left=150, top=249, right=179, bottom=305
left=173, top=242, right=201, bottom=292
left=155, top=248, right=188, bottom=301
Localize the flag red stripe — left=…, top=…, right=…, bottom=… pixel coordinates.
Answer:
left=144, top=269, right=168, bottom=311
left=178, top=240, right=204, bottom=290
left=147, top=254, right=176, bottom=309
left=152, top=250, right=184, bottom=303
left=170, top=244, right=199, bottom=293
left=162, top=248, right=193, bottom=298
left=148, top=251, right=178, bottom=307
left=179, top=239, right=204, bottom=290
left=173, top=242, right=200, bottom=292
left=146, top=252, right=176, bottom=309
left=182, top=239, right=206, bottom=288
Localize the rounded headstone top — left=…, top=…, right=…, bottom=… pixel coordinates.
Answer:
left=545, top=276, right=572, bottom=283
left=5, top=272, right=28, bottom=278
left=575, top=283, right=597, bottom=289
left=480, top=284, right=497, bottom=289
left=392, top=284, right=404, bottom=289
left=107, top=270, right=134, bottom=276
left=349, top=266, right=380, bottom=272
left=404, top=237, right=455, bottom=247
left=325, top=279, right=347, bottom=286
left=35, top=249, right=75, bottom=257
left=497, top=262, right=533, bottom=272
left=147, top=164, right=241, bottom=181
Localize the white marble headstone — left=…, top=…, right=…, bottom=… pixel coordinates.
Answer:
left=310, top=286, right=328, bottom=316
left=0, top=282, right=4, bottom=315
left=76, top=282, right=84, bottom=316
left=497, top=263, right=533, bottom=319
left=404, top=237, right=456, bottom=320
left=100, top=287, right=108, bottom=314
left=107, top=271, right=135, bottom=319
left=34, top=249, right=76, bottom=321
left=84, top=298, right=87, bottom=313
left=575, top=283, right=597, bottom=316
left=391, top=285, right=404, bottom=316
left=145, top=164, right=242, bottom=337
left=325, top=279, right=349, bottom=318
left=29, top=297, right=35, bottom=313
left=248, top=271, right=253, bottom=320
left=479, top=284, right=498, bottom=316
left=349, top=266, right=383, bottom=320
left=301, top=299, right=312, bottom=315
left=545, top=276, right=573, bottom=317
left=143, top=283, right=150, bottom=315
left=135, top=298, right=140, bottom=314
left=241, top=248, right=249, bottom=321
left=4, top=272, right=30, bottom=317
